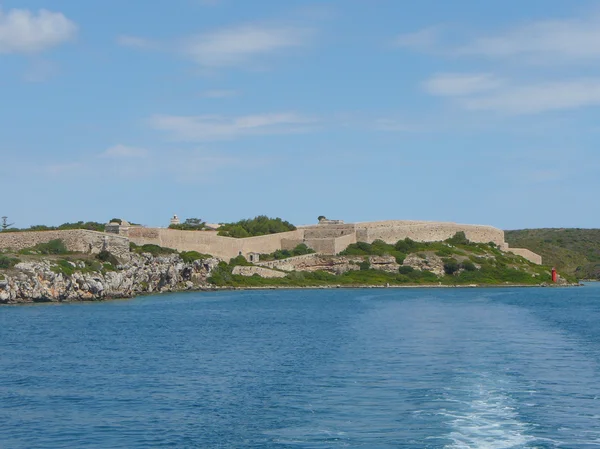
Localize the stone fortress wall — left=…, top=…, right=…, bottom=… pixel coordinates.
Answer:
left=126, top=219, right=541, bottom=264
left=0, top=219, right=542, bottom=265
left=0, top=230, right=130, bottom=258
left=127, top=227, right=305, bottom=261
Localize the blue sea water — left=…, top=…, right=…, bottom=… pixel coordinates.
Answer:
left=1, top=285, right=600, bottom=448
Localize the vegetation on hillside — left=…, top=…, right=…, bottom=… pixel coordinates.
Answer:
left=19, top=239, right=70, bottom=255
left=2, top=221, right=106, bottom=233
left=207, top=233, right=561, bottom=287
left=259, top=243, right=315, bottom=261
left=129, top=242, right=178, bottom=257
left=169, top=218, right=207, bottom=231
left=217, top=216, right=296, bottom=238
left=506, top=228, right=600, bottom=280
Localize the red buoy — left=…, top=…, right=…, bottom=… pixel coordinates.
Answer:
left=552, top=267, right=558, bottom=283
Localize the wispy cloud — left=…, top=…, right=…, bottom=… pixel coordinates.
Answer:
left=462, top=79, right=600, bottom=114
left=118, top=24, right=312, bottom=70
left=0, top=7, right=77, bottom=54
left=101, top=144, right=148, bottom=158
left=423, top=73, right=504, bottom=96
left=182, top=25, right=311, bottom=68
left=149, top=112, right=315, bottom=141
left=458, top=16, right=600, bottom=62
left=398, top=15, right=600, bottom=64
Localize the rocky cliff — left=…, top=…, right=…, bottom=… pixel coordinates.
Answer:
left=0, top=254, right=219, bottom=304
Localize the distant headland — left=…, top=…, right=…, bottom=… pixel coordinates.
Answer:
left=0, top=215, right=569, bottom=304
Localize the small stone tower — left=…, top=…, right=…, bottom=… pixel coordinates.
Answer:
left=170, top=215, right=180, bottom=226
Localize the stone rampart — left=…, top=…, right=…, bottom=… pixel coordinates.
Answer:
left=128, top=228, right=304, bottom=261
left=232, top=266, right=287, bottom=278
left=0, top=230, right=130, bottom=258
left=354, top=221, right=506, bottom=246
left=303, top=224, right=356, bottom=239
left=507, top=248, right=543, bottom=265
left=256, top=253, right=321, bottom=271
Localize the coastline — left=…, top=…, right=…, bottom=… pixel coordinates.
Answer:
left=2, top=282, right=582, bottom=306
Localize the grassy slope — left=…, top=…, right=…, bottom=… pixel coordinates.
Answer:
left=209, top=240, right=562, bottom=287
left=506, top=228, right=600, bottom=280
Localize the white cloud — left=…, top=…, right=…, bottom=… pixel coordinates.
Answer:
left=423, top=73, right=504, bottom=96
left=101, top=144, right=148, bottom=158
left=458, top=16, right=600, bottom=62
left=150, top=112, right=314, bottom=141
left=200, top=89, right=238, bottom=98
left=0, top=8, right=77, bottom=54
left=463, top=79, right=600, bottom=114
left=182, top=25, right=310, bottom=68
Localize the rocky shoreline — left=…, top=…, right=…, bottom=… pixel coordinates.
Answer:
left=0, top=252, right=581, bottom=305
left=0, top=253, right=219, bottom=304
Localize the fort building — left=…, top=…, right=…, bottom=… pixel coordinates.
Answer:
left=0, top=217, right=543, bottom=265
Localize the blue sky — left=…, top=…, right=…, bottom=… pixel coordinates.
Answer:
left=1, top=0, right=599, bottom=229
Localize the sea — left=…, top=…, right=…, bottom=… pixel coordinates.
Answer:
left=1, top=284, right=600, bottom=448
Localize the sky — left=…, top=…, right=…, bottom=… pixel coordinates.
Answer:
left=1, top=0, right=599, bottom=230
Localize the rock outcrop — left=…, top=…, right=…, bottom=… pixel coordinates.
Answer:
left=402, top=253, right=445, bottom=277
left=0, top=254, right=219, bottom=304
left=255, top=254, right=399, bottom=275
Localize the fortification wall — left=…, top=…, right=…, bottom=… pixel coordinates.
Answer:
left=128, top=228, right=304, bottom=260
left=355, top=221, right=505, bottom=246
left=232, top=266, right=287, bottom=278
left=256, top=253, right=320, bottom=271
left=333, top=232, right=358, bottom=254
left=507, top=248, right=543, bottom=265
left=0, top=230, right=130, bottom=258
left=303, top=224, right=356, bottom=239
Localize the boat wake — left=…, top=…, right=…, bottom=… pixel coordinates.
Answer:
left=442, top=382, right=535, bottom=449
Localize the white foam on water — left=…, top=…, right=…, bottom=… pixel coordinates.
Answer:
left=443, top=384, right=536, bottom=449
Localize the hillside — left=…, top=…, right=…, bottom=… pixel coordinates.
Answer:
left=505, top=228, right=600, bottom=280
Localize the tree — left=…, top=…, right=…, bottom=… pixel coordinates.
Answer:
left=184, top=218, right=203, bottom=226
left=318, top=215, right=326, bottom=221
left=1, top=217, right=14, bottom=231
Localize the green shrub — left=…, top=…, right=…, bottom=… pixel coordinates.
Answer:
left=218, top=215, right=296, bottom=238
left=96, top=250, right=119, bottom=266
left=169, top=218, right=207, bottom=231
left=443, top=258, right=460, bottom=275
left=398, top=265, right=414, bottom=274
left=461, top=260, right=477, bottom=271
left=51, top=259, right=76, bottom=276
left=21, top=239, right=69, bottom=255
left=102, top=263, right=116, bottom=273
left=291, top=243, right=315, bottom=257
left=129, top=243, right=177, bottom=256
left=436, top=247, right=453, bottom=257
left=0, top=255, right=20, bottom=269
left=359, top=259, right=371, bottom=271
left=445, top=231, right=470, bottom=246
left=180, top=251, right=212, bottom=264
left=394, top=253, right=406, bottom=265
left=395, top=238, right=418, bottom=253
left=229, top=255, right=251, bottom=267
